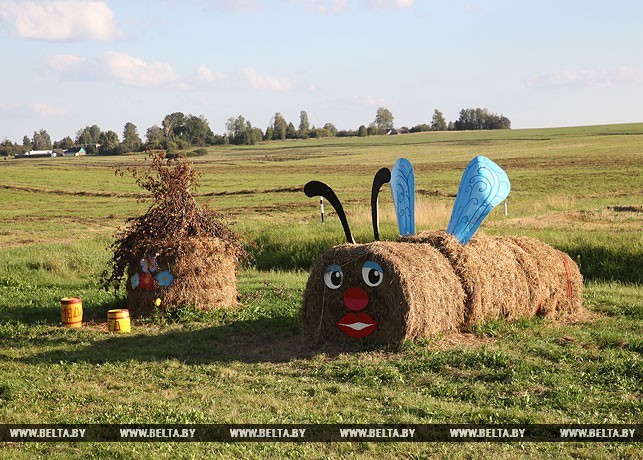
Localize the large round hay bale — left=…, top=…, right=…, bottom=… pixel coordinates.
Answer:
left=505, top=236, right=583, bottom=317
left=125, top=237, right=238, bottom=317
left=401, top=231, right=535, bottom=326
left=301, top=242, right=466, bottom=344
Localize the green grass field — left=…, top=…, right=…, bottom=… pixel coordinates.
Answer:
left=0, top=125, right=641, bottom=459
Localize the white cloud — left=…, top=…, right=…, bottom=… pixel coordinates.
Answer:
left=98, top=51, right=185, bottom=88
left=527, top=66, right=643, bottom=88
left=195, top=65, right=293, bottom=92
left=362, top=0, right=413, bottom=10
left=288, top=0, right=412, bottom=14
left=241, top=68, right=292, bottom=91
left=464, top=2, right=482, bottom=15
left=46, top=51, right=187, bottom=89
left=0, top=102, right=67, bottom=117
left=199, top=0, right=263, bottom=12
left=352, top=95, right=388, bottom=107
left=196, top=65, right=225, bottom=83
left=30, top=102, right=68, bottom=116
left=291, top=0, right=347, bottom=14
left=45, top=54, right=87, bottom=74
left=0, top=1, right=121, bottom=41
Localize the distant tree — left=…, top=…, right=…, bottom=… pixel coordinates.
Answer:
left=0, top=139, right=11, bottom=156
left=336, top=129, right=357, bottom=137
left=32, top=129, right=52, bottom=150
left=431, top=109, right=447, bottom=131
left=226, top=115, right=260, bottom=145
left=454, top=108, right=511, bottom=130
left=145, top=125, right=164, bottom=148
left=98, top=130, right=121, bottom=155
left=357, top=125, right=368, bottom=137
left=323, top=122, right=337, bottom=136
left=0, top=139, right=23, bottom=156
left=162, top=112, right=187, bottom=141
left=22, top=136, right=32, bottom=151
left=264, top=126, right=274, bottom=141
left=53, top=136, right=74, bottom=149
left=62, top=136, right=74, bottom=149
left=367, top=123, right=378, bottom=136
left=374, top=107, right=394, bottom=134
left=409, top=123, right=431, bottom=133
left=184, top=115, right=214, bottom=146
left=447, top=121, right=454, bottom=131
left=76, top=125, right=102, bottom=145
left=249, top=125, right=263, bottom=145
left=298, top=110, right=310, bottom=138
left=121, top=122, right=143, bottom=153
left=211, top=134, right=227, bottom=145
left=226, top=115, right=245, bottom=145
left=286, top=122, right=297, bottom=139
left=497, top=116, right=511, bottom=129
left=272, top=112, right=287, bottom=140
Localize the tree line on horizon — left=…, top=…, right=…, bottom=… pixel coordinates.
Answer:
left=0, top=107, right=510, bottom=156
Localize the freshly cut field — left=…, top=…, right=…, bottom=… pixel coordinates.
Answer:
left=0, top=124, right=641, bottom=459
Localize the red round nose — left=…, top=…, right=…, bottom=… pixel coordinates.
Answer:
left=343, top=287, right=369, bottom=311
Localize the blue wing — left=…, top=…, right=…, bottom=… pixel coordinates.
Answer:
left=390, top=158, right=415, bottom=236
left=446, top=156, right=510, bottom=244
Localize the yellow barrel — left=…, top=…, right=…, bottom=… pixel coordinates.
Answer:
left=61, top=297, right=82, bottom=328
left=108, top=309, right=131, bottom=333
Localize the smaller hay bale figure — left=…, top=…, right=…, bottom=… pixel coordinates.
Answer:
left=102, top=153, right=246, bottom=316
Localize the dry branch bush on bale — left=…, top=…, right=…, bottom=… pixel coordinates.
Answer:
left=101, top=153, right=248, bottom=316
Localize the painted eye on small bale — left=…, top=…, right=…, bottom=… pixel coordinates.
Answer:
left=323, top=264, right=343, bottom=289
left=362, top=261, right=383, bottom=287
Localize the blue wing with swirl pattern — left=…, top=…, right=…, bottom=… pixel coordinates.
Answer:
left=446, top=156, right=510, bottom=244
left=390, top=158, right=415, bottom=236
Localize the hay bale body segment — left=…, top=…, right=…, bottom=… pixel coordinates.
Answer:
left=402, top=230, right=583, bottom=326
left=302, top=242, right=466, bottom=344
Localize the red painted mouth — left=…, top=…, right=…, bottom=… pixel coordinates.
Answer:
left=337, top=312, right=378, bottom=338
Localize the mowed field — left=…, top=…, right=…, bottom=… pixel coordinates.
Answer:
left=0, top=124, right=641, bottom=459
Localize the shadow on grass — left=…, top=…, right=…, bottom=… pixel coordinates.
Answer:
left=17, top=316, right=385, bottom=365
left=557, top=243, right=643, bottom=284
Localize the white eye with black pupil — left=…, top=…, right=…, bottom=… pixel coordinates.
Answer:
left=323, top=264, right=343, bottom=289
left=362, top=261, right=383, bottom=287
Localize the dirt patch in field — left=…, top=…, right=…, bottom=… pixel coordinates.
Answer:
left=0, top=184, right=144, bottom=198
left=201, top=186, right=302, bottom=197
left=608, top=205, right=643, bottom=213
left=417, top=189, right=457, bottom=198
left=0, top=183, right=303, bottom=199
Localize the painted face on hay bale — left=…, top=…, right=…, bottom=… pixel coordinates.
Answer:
left=301, top=242, right=465, bottom=344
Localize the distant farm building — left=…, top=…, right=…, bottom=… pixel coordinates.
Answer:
left=16, top=147, right=87, bottom=159
left=62, top=147, right=86, bottom=157
left=16, top=150, right=55, bottom=158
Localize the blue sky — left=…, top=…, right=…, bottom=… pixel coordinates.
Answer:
left=1, top=0, right=642, bottom=142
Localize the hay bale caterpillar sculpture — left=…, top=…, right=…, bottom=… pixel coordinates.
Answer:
left=301, top=156, right=583, bottom=344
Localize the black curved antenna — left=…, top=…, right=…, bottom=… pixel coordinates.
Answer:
left=304, top=181, right=355, bottom=244
left=371, top=167, right=391, bottom=241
